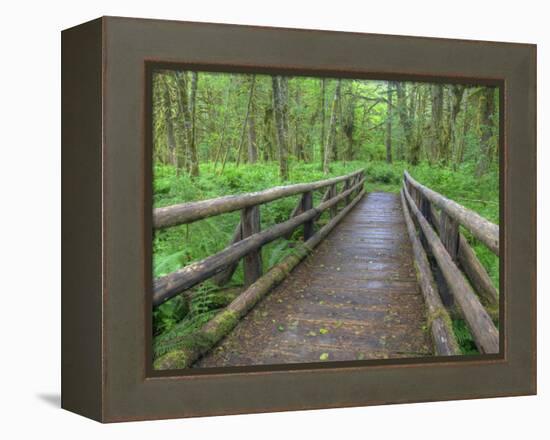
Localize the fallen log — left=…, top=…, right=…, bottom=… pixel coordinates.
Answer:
left=404, top=170, right=499, bottom=255
left=403, top=184, right=499, bottom=354
left=153, top=190, right=365, bottom=370
left=400, top=189, right=460, bottom=356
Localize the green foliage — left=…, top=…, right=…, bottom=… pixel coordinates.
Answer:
left=452, top=319, right=478, bottom=355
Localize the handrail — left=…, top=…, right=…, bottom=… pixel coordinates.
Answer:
left=403, top=170, right=499, bottom=255
left=154, top=169, right=364, bottom=228
left=402, top=183, right=499, bottom=353
left=153, top=170, right=365, bottom=306
left=401, top=172, right=499, bottom=354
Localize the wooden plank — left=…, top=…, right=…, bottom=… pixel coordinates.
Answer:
left=154, top=169, right=364, bottom=228
left=241, top=206, right=262, bottom=287
left=153, top=178, right=365, bottom=305
left=403, top=184, right=499, bottom=354
left=404, top=170, right=499, bottom=255
left=400, top=189, right=460, bottom=356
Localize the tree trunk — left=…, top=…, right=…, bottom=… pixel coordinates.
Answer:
left=320, top=78, right=326, bottom=167
left=475, top=87, right=496, bottom=177
left=323, top=79, right=342, bottom=174
left=173, top=72, right=191, bottom=174
left=236, top=75, right=256, bottom=166
left=429, top=84, right=444, bottom=163
left=188, top=72, right=199, bottom=177
left=342, top=83, right=356, bottom=161
left=455, top=90, right=470, bottom=168
left=395, top=82, right=419, bottom=165
left=448, top=85, right=465, bottom=166
left=263, top=104, right=273, bottom=162
left=213, top=78, right=233, bottom=169
left=272, top=76, right=289, bottom=180
left=162, top=76, right=178, bottom=168
left=385, top=81, right=393, bottom=163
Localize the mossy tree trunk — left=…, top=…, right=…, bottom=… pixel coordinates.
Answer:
left=323, top=79, right=341, bottom=174
left=272, top=75, right=289, bottom=180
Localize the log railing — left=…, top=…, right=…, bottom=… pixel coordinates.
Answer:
left=153, top=169, right=365, bottom=307
left=401, top=171, right=499, bottom=355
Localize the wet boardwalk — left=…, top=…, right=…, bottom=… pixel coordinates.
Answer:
left=196, top=192, right=431, bottom=367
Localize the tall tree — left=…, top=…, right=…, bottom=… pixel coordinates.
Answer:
left=454, top=89, right=471, bottom=168
left=448, top=85, right=465, bottom=164
left=213, top=77, right=233, bottom=169
left=385, top=81, right=393, bottom=163
left=320, top=78, right=326, bottom=166
left=342, top=84, right=357, bottom=161
left=429, top=84, right=444, bottom=163
left=395, top=82, right=422, bottom=165
left=188, top=72, right=199, bottom=176
left=161, top=75, right=178, bottom=167
left=236, top=75, right=257, bottom=166
left=272, top=76, right=289, bottom=180
left=247, top=79, right=259, bottom=163
left=323, top=79, right=342, bottom=174
left=476, top=87, right=496, bottom=176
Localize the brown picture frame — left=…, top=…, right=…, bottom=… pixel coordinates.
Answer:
left=61, top=16, right=536, bottom=422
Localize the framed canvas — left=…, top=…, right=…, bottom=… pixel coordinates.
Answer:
left=61, top=16, right=536, bottom=422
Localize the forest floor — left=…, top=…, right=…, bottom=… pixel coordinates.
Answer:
left=153, top=160, right=499, bottom=358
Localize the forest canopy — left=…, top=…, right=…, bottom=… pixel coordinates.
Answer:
left=152, top=70, right=499, bottom=180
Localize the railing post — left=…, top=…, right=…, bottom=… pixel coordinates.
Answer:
left=343, top=178, right=351, bottom=206
left=329, top=184, right=337, bottom=218
left=241, top=205, right=262, bottom=287
left=440, top=211, right=459, bottom=261
left=301, top=191, right=314, bottom=240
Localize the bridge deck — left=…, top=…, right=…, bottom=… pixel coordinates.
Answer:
left=196, top=192, right=431, bottom=367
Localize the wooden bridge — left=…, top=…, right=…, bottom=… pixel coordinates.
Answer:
left=153, top=169, right=500, bottom=370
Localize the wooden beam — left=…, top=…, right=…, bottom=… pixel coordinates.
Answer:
left=403, top=183, right=499, bottom=354
left=458, top=235, right=499, bottom=306
left=154, top=169, right=364, bottom=228
left=301, top=191, right=314, bottom=240
left=404, top=170, right=499, bottom=255
left=241, top=206, right=262, bottom=286
left=440, top=211, right=459, bottom=261
left=400, top=189, right=460, bottom=356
